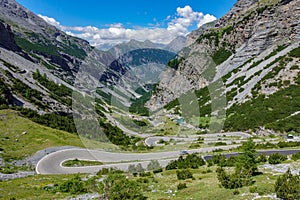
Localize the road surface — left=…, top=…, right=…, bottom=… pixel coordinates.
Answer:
left=36, top=146, right=300, bottom=175
left=144, top=132, right=252, bottom=146
left=36, top=145, right=238, bottom=174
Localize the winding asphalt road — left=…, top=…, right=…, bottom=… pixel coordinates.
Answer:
left=36, top=145, right=300, bottom=175
left=35, top=112, right=295, bottom=175
left=36, top=145, right=239, bottom=174
left=144, top=132, right=252, bottom=146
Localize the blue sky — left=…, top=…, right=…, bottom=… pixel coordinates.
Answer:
left=16, top=0, right=237, bottom=49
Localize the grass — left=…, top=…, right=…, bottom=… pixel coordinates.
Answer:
left=62, top=159, right=103, bottom=167
left=0, top=161, right=284, bottom=200
left=0, top=174, right=82, bottom=200
left=143, top=165, right=278, bottom=200
left=0, top=109, right=116, bottom=161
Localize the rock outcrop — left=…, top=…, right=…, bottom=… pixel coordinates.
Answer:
left=0, top=21, right=20, bottom=52
left=147, top=0, right=300, bottom=111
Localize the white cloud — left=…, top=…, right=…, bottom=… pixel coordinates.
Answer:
left=168, top=5, right=217, bottom=34
left=38, top=5, right=216, bottom=50
left=38, top=14, right=62, bottom=28
left=199, top=14, right=217, bottom=27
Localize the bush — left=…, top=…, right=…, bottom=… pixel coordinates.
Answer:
left=153, top=168, right=163, bottom=174
left=214, top=142, right=227, bottom=146
left=277, top=141, right=300, bottom=148
left=166, top=153, right=206, bottom=170
left=233, top=189, right=240, bottom=195
left=128, top=163, right=145, bottom=174
left=275, top=169, right=300, bottom=200
left=58, top=175, right=86, bottom=194
left=291, top=152, right=300, bottom=161
left=177, top=183, right=187, bottom=190
left=211, top=154, right=227, bottom=167
left=103, top=174, right=147, bottom=200
left=139, top=172, right=151, bottom=177
left=212, top=47, right=232, bottom=65
left=249, top=186, right=258, bottom=193
left=147, top=160, right=161, bottom=171
left=176, top=169, right=193, bottom=180
left=256, top=154, right=268, bottom=163
left=216, top=167, right=253, bottom=189
left=268, top=153, right=287, bottom=164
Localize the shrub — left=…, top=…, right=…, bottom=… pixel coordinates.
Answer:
left=99, top=120, right=141, bottom=147
left=233, top=189, right=240, bottom=195
left=216, top=167, right=253, bottom=189
left=212, top=47, right=232, bottom=65
left=33, top=70, right=72, bottom=106
left=268, top=153, right=287, bottom=164
left=58, top=175, right=86, bottom=194
left=249, top=186, right=258, bottom=193
left=275, top=169, right=300, bottom=200
left=153, top=168, right=163, bottom=174
left=147, top=160, right=161, bottom=171
left=256, top=154, right=268, bottom=163
left=289, top=47, right=300, bottom=58
left=176, top=169, right=193, bottom=180
left=214, top=142, right=227, bottom=146
left=211, top=154, right=227, bottom=167
left=103, top=174, right=147, bottom=200
left=139, top=172, right=151, bottom=177
left=291, top=152, right=300, bottom=161
left=277, top=141, right=300, bottom=148
left=177, top=183, right=187, bottom=190
left=166, top=154, right=205, bottom=170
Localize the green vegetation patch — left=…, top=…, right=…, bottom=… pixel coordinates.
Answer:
left=15, top=34, right=87, bottom=59
left=197, top=30, right=220, bottom=46
left=212, top=47, right=232, bottom=65
left=15, top=36, right=60, bottom=57
left=166, top=153, right=206, bottom=170
left=0, top=174, right=80, bottom=200
left=62, top=159, right=103, bottom=167
left=289, top=46, right=300, bottom=58
left=0, top=109, right=84, bottom=161
left=129, top=87, right=152, bottom=116
left=225, top=84, right=300, bottom=131
left=33, top=70, right=72, bottom=106
left=167, top=57, right=184, bottom=70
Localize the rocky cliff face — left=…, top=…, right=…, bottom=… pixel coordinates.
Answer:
left=0, top=0, right=178, bottom=113
left=147, top=0, right=300, bottom=111
left=0, top=21, right=20, bottom=52
left=0, top=0, right=117, bottom=113
left=0, top=0, right=116, bottom=84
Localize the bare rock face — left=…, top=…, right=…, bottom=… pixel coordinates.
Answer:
left=0, top=21, right=20, bottom=51
left=186, top=21, right=217, bottom=46
left=147, top=0, right=300, bottom=110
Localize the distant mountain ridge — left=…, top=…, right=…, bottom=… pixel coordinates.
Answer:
left=108, top=37, right=187, bottom=58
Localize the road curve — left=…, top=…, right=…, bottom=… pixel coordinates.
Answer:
left=36, top=147, right=300, bottom=175
left=144, top=132, right=252, bottom=147
left=36, top=145, right=239, bottom=174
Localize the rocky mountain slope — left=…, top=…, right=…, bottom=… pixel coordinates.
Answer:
left=147, top=0, right=300, bottom=111
left=0, top=0, right=174, bottom=114
left=0, top=0, right=299, bottom=136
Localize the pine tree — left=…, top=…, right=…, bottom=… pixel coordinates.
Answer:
left=275, top=168, right=300, bottom=200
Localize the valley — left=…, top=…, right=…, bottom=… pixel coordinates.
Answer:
left=0, top=0, right=300, bottom=199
